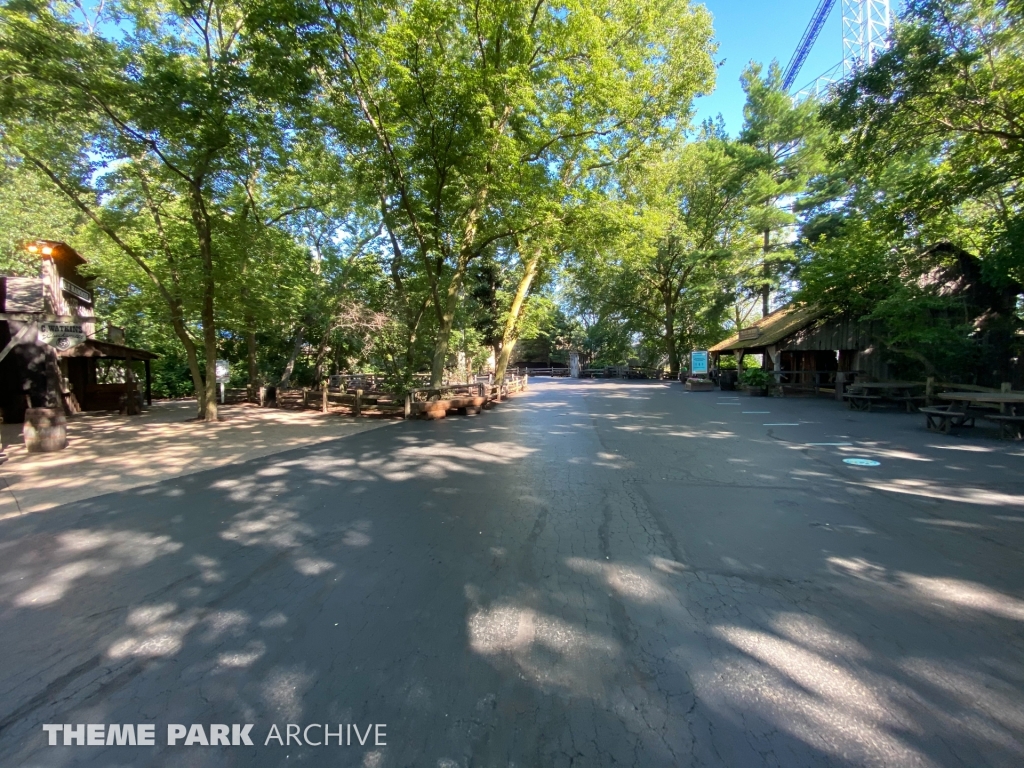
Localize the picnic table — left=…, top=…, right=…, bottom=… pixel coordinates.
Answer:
left=844, top=381, right=925, bottom=412
left=930, top=392, right=1024, bottom=439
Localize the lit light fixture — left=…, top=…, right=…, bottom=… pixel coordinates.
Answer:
left=41, top=246, right=53, bottom=255
left=27, top=244, right=39, bottom=253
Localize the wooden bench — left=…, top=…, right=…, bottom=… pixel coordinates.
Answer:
left=920, top=405, right=975, bottom=434
left=890, top=395, right=926, bottom=413
left=844, top=393, right=882, bottom=411
left=983, top=414, right=1024, bottom=440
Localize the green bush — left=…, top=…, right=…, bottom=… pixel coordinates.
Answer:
left=739, top=369, right=774, bottom=388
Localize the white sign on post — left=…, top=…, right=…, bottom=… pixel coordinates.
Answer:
left=215, top=359, right=230, bottom=404
left=215, top=359, right=231, bottom=383
left=38, top=322, right=87, bottom=351
left=690, top=350, right=709, bottom=375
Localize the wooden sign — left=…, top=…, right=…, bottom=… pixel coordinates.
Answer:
left=60, top=278, right=92, bottom=305
left=738, top=327, right=761, bottom=340
left=38, top=322, right=87, bottom=351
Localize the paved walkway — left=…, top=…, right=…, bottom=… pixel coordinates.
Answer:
left=0, top=401, right=392, bottom=520
left=1, top=380, right=1022, bottom=767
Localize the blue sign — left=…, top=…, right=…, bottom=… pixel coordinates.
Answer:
left=690, top=350, right=709, bottom=375
left=843, top=458, right=880, bottom=467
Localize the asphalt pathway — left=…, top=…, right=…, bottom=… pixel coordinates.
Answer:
left=1, top=379, right=1023, bottom=767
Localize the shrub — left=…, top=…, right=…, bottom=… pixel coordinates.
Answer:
left=739, top=369, right=774, bottom=388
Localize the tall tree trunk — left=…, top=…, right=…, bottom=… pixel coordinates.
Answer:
left=662, top=284, right=679, bottom=377
left=279, top=326, right=304, bottom=387
left=430, top=283, right=458, bottom=387
left=494, top=251, right=541, bottom=384
left=761, top=229, right=771, bottom=317
left=664, top=317, right=678, bottom=378
left=429, top=191, right=488, bottom=388
left=190, top=190, right=218, bottom=421
left=174, top=310, right=206, bottom=416
left=313, top=323, right=334, bottom=384
left=246, top=327, right=258, bottom=393
left=403, top=299, right=427, bottom=384
left=430, top=254, right=472, bottom=387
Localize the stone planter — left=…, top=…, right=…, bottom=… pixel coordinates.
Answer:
left=24, top=408, right=68, bottom=452
left=685, top=377, right=715, bottom=392
left=743, top=386, right=768, bottom=397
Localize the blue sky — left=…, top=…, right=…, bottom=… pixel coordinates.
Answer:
left=692, top=0, right=853, bottom=135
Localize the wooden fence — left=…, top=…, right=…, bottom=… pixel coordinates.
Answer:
left=580, top=366, right=665, bottom=380
left=254, top=371, right=530, bottom=420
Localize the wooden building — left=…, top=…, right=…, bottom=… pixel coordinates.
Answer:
left=709, top=304, right=889, bottom=389
left=710, top=243, right=1023, bottom=390
left=0, top=241, right=156, bottom=423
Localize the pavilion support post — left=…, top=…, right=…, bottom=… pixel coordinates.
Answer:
left=926, top=376, right=934, bottom=406
left=144, top=359, right=152, bottom=406
left=123, top=353, right=139, bottom=415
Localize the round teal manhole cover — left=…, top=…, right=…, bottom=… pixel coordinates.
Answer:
left=843, top=458, right=880, bottom=467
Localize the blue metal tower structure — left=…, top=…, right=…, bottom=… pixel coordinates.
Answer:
left=782, top=0, right=837, bottom=90
left=782, top=0, right=891, bottom=93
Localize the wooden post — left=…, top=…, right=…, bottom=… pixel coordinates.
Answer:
left=322, top=384, right=328, bottom=413
left=926, top=376, right=934, bottom=406
left=1002, top=382, right=1012, bottom=393
left=302, top=387, right=308, bottom=408
left=404, top=393, right=411, bottom=419
left=144, top=359, right=152, bottom=406
left=354, top=388, right=363, bottom=417
left=124, top=352, right=138, bottom=415
left=258, top=386, right=265, bottom=407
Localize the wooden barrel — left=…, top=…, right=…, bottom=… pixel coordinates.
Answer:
left=24, top=408, right=68, bottom=453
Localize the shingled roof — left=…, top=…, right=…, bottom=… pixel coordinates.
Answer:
left=709, top=304, right=827, bottom=352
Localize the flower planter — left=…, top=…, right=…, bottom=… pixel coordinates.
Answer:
left=24, top=408, right=68, bottom=452
left=685, top=377, right=715, bottom=392
left=743, top=386, right=768, bottom=397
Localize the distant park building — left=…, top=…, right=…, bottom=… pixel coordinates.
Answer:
left=0, top=240, right=157, bottom=423
left=710, top=304, right=883, bottom=390
left=710, top=244, right=1022, bottom=390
